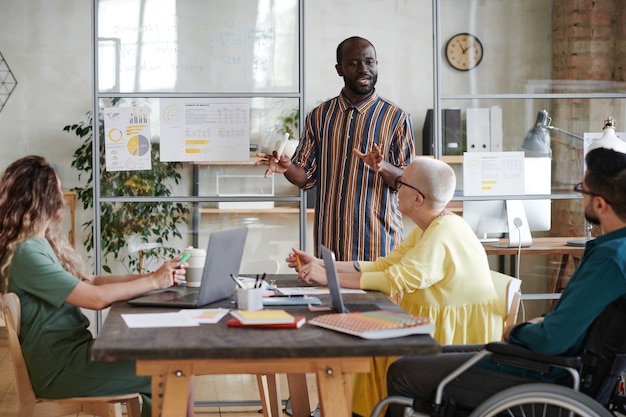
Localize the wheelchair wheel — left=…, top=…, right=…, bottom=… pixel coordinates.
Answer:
left=467, top=383, right=613, bottom=417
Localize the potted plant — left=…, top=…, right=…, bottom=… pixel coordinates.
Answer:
left=276, top=107, right=300, bottom=157
left=64, top=111, right=190, bottom=273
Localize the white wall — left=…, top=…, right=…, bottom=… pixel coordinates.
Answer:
left=0, top=0, right=92, bottom=185
left=304, top=0, right=433, bottom=124
left=0, top=0, right=551, bottom=265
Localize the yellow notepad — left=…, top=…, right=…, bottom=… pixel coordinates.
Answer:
left=230, top=309, right=295, bottom=325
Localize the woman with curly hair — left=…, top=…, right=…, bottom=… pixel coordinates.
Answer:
left=0, top=155, right=193, bottom=417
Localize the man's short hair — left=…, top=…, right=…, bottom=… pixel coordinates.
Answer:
left=336, top=36, right=376, bottom=65
left=585, top=148, right=626, bottom=220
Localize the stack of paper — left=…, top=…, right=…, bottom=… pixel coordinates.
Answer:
left=228, top=309, right=305, bottom=329
left=121, top=308, right=231, bottom=328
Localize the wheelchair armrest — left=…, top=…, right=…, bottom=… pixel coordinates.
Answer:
left=486, top=342, right=582, bottom=370
left=441, top=344, right=485, bottom=354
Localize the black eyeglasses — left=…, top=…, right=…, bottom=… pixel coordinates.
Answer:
left=573, top=182, right=611, bottom=205
left=394, top=176, right=425, bottom=199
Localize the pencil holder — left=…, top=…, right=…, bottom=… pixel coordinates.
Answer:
left=237, top=287, right=264, bottom=311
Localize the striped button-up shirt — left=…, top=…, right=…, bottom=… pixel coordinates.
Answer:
left=292, top=90, right=415, bottom=261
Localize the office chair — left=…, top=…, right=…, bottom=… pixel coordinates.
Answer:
left=2, top=292, right=142, bottom=417
left=490, top=270, right=522, bottom=330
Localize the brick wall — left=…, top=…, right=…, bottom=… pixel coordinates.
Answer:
left=551, top=0, right=623, bottom=238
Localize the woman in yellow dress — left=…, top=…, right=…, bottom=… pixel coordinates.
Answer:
left=289, top=157, right=504, bottom=417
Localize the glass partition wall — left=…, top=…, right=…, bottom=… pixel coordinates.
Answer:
left=92, top=0, right=305, bottom=330
left=433, top=0, right=626, bottom=314
left=90, top=0, right=626, bottom=328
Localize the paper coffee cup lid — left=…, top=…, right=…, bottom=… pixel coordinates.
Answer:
left=185, top=246, right=206, bottom=256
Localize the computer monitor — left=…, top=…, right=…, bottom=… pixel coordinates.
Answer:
left=462, top=158, right=551, bottom=247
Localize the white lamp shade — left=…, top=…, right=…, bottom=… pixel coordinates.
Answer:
left=586, top=117, right=626, bottom=154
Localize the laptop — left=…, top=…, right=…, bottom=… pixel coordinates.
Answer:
left=320, top=245, right=380, bottom=313
left=128, top=227, right=248, bottom=308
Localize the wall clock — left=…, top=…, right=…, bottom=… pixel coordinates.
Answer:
left=445, top=33, right=483, bottom=71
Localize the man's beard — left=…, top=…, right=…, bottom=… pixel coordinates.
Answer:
left=346, top=73, right=377, bottom=96
left=585, top=209, right=600, bottom=226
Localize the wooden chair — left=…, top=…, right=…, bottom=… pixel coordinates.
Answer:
left=490, top=270, right=522, bottom=330
left=1, top=292, right=142, bottom=417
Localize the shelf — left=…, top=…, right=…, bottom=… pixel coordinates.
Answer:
left=192, top=156, right=264, bottom=166
left=442, top=155, right=463, bottom=164
left=200, top=207, right=314, bottom=214
left=452, top=191, right=580, bottom=201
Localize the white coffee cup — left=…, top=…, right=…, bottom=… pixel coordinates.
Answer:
left=183, top=246, right=206, bottom=287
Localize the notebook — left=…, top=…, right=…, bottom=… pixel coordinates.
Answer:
left=128, top=227, right=248, bottom=308
left=321, top=245, right=380, bottom=313
left=309, top=310, right=434, bottom=339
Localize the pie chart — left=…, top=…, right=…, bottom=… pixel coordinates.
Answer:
left=127, top=134, right=150, bottom=156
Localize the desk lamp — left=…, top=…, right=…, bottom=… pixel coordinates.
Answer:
left=586, top=116, right=626, bottom=154
left=521, top=109, right=584, bottom=157
left=521, top=110, right=587, bottom=246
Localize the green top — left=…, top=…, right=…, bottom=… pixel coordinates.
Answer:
left=7, top=237, right=90, bottom=393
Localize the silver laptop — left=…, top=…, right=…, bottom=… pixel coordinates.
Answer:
left=128, top=227, right=248, bottom=308
left=320, top=245, right=380, bottom=313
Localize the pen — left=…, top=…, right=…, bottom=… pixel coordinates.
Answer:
left=255, top=274, right=261, bottom=288
left=296, top=254, right=302, bottom=268
left=179, top=252, right=190, bottom=264
left=230, top=274, right=246, bottom=289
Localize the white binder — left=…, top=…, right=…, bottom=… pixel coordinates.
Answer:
left=466, top=107, right=491, bottom=152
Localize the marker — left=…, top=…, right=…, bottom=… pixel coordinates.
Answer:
left=179, top=252, right=190, bottom=264
left=274, top=133, right=290, bottom=163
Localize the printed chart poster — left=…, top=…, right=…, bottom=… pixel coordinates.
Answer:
left=463, top=151, right=525, bottom=196
left=103, top=107, right=152, bottom=172
left=160, top=98, right=250, bottom=162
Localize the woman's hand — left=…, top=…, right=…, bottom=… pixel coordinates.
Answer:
left=286, top=247, right=319, bottom=271
left=152, top=255, right=188, bottom=289
left=297, top=261, right=328, bottom=285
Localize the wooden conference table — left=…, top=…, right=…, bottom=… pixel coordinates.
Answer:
left=483, top=237, right=585, bottom=298
left=92, top=278, right=440, bottom=417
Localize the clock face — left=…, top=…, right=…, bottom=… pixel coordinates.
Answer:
left=445, top=33, right=483, bottom=71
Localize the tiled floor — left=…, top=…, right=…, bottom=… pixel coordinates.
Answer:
left=0, top=337, right=319, bottom=417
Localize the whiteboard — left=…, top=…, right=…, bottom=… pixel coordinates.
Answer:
left=97, top=0, right=300, bottom=93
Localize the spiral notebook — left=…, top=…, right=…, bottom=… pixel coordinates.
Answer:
left=309, top=310, right=435, bottom=340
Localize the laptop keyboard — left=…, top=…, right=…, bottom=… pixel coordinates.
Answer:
left=178, top=293, right=199, bottom=302
left=147, top=290, right=197, bottom=302
left=345, top=303, right=380, bottom=313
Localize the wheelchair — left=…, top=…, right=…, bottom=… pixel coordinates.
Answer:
left=370, top=297, right=626, bottom=417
